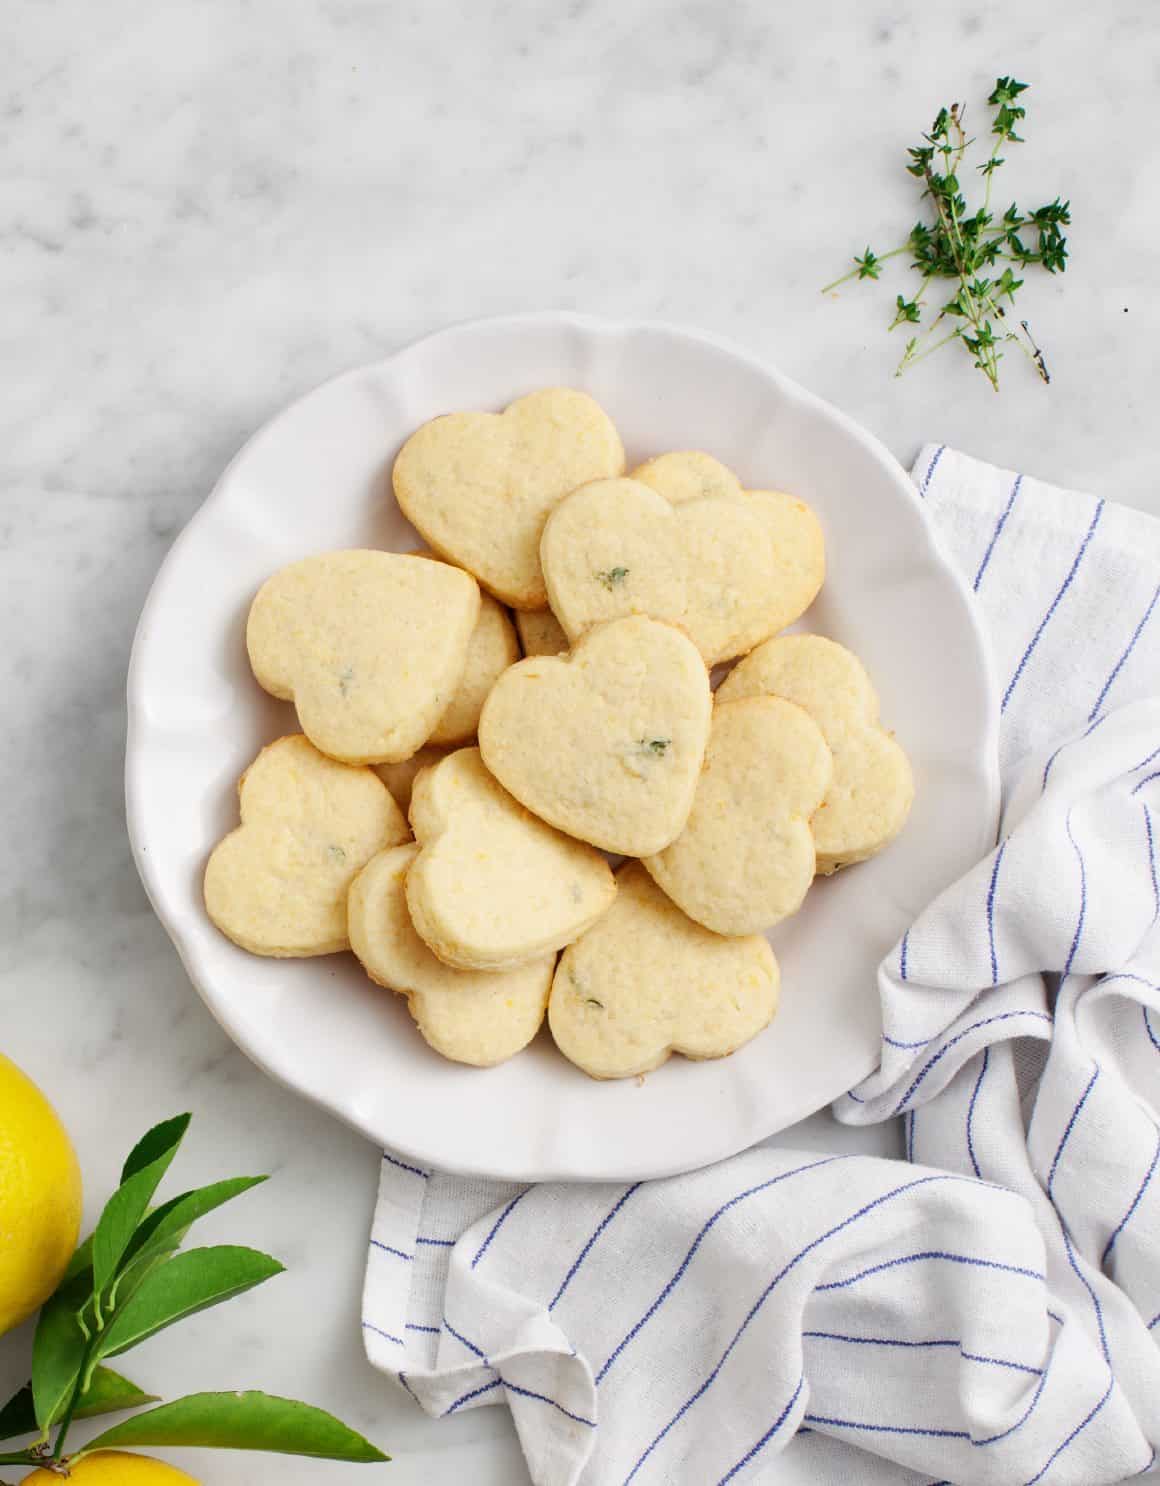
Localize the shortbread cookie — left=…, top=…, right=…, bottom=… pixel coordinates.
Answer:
left=550, top=862, right=779, bottom=1080
left=374, top=746, right=448, bottom=816
left=515, top=608, right=569, bottom=658
left=478, top=616, right=712, bottom=856
left=644, top=696, right=832, bottom=934
left=718, top=634, right=914, bottom=873
left=393, top=388, right=625, bottom=609
left=411, top=552, right=520, bottom=746
left=540, top=478, right=778, bottom=666
left=204, top=735, right=409, bottom=956
left=349, top=845, right=551, bottom=1066
left=406, top=748, right=616, bottom=970
left=246, top=551, right=480, bottom=764
left=632, top=451, right=825, bottom=644
left=632, top=449, right=743, bottom=504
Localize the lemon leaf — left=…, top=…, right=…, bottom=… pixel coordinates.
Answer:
left=120, top=1113, right=192, bottom=1185
left=123, top=1176, right=268, bottom=1270
left=80, top=1391, right=388, bottom=1462
left=74, top=1366, right=159, bottom=1420
left=96, top=1247, right=284, bottom=1360
left=92, top=1115, right=191, bottom=1295
left=0, top=1366, right=151, bottom=1445
left=30, top=1275, right=89, bottom=1432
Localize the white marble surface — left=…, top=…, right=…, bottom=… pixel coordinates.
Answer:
left=1, top=1, right=1156, bottom=1480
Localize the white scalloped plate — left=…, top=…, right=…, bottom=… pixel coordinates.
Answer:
left=126, top=313, right=998, bottom=1182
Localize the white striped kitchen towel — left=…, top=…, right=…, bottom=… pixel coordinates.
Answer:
left=361, top=444, right=1160, bottom=1485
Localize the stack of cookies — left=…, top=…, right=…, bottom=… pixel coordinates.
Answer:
left=204, top=389, right=914, bottom=1080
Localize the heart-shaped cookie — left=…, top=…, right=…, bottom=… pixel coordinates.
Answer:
left=246, top=550, right=480, bottom=764
left=393, top=388, right=625, bottom=609
left=717, top=634, right=914, bottom=873
left=515, top=607, right=569, bottom=658
left=549, top=862, right=779, bottom=1079
left=540, top=478, right=779, bottom=666
left=411, top=550, right=520, bottom=746
left=406, top=747, right=616, bottom=970
left=643, top=695, right=832, bottom=934
left=632, top=450, right=825, bottom=646
left=204, top=735, right=409, bottom=956
left=349, top=844, right=552, bottom=1066
left=478, top=616, right=712, bottom=856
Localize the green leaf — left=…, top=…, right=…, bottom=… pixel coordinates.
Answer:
left=121, top=1114, right=192, bottom=1185
left=81, top=1391, right=388, bottom=1463
left=125, top=1177, right=268, bottom=1268
left=97, top=1247, right=284, bottom=1360
left=854, top=247, right=881, bottom=280
left=30, top=1275, right=90, bottom=1432
left=74, top=1366, right=159, bottom=1421
left=0, top=1386, right=36, bottom=1444
left=92, top=1115, right=191, bottom=1295
left=109, top=1249, right=178, bottom=1316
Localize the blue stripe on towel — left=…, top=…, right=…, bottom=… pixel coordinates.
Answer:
left=1002, top=500, right=1104, bottom=713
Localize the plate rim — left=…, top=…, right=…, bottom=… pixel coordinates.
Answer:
left=125, top=309, right=1001, bottom=1179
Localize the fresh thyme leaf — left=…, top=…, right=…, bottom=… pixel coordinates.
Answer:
left=854, top=247, right=881, bottom=280
left=824, top=76, right=1068, bottom=389
left=639, top=738, right=670, bottom=756
left=892, top=295, right=921, bottom=326
left=595, top=566, right=629, bottom=591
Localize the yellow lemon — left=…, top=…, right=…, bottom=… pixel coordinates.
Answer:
left=0, top=1052, right=82, bottom=1334
left=23, top=1452, right=199, bottom=1483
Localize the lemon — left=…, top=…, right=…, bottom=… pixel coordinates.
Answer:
left=0, top=1052, right=83, bottom=1335
left=22, top=1452, right=199, bottom=1483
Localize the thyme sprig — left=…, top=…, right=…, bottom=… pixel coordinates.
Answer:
left=823, top=78, right=1070, bottom=390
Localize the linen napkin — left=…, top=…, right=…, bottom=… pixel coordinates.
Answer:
left=361, top=444, right=1160, bottom=1486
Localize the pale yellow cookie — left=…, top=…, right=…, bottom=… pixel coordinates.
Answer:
left=549, top=862, right=779, bottom=1080
left=349, top=845, right=551, bottom=1066
left=374, top=745, right=449, bottom=816
left=246, top=551, right=480, bottom=764
left=632, top=449, right=743, bottom=503
left=515, top=608, right=569, bottom=658
left=405, top=747, right=616, bottom=970
left=392, top=388, right=625, bottom=609
left=541, top=477, right=779, bottom=666
left=632, top=451, right=825, bottom=644
left=204, top=735, right=409, bottom=956
left=718, top=634, right=914, bottom=873
left=478, top=616, right=712, bottom=856
left=643, top=696, right=832, bottom=934
left=410, top=551, right=520, bottom=745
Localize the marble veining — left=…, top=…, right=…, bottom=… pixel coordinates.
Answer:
left=1, top=0, right=1155, bottom=1479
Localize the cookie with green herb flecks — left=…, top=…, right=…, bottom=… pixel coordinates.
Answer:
left=540, top=476, right=782, bottom=666
left=643, top=695, right=832, bottom=934
left=631, top=451, right=825, bottom=648
left=549, top=862, right=778, bottom=1079
left=478, top=616, right=711, bottom=857
left=393, top=388, right=625, bottom=609
left=246, top=550, right=480, bottom=764
left=204, top=735, right=409, bottom=956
